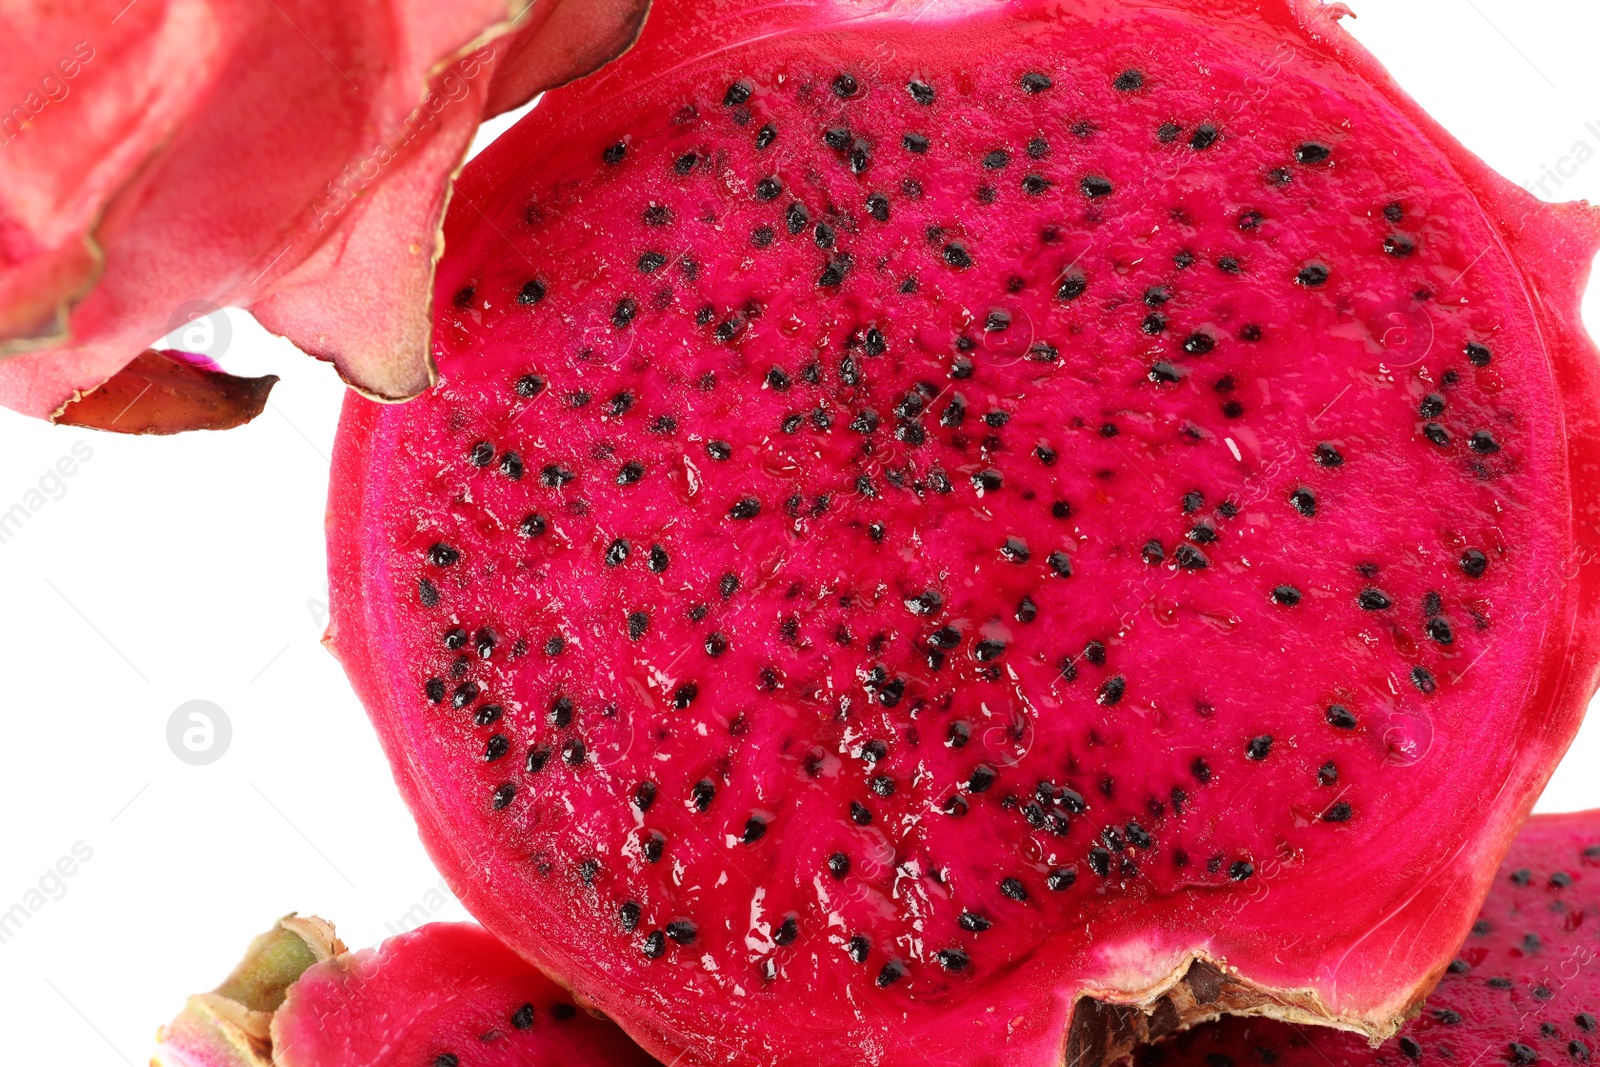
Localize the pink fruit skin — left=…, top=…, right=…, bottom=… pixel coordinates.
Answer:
left=327, top=1, right=1600, bottom=1065
left=270, top=923, right=658, bottom=1067
left=0, top=0, right=647, bottom=428
left=1157, top=810, right=1600, bottom=1067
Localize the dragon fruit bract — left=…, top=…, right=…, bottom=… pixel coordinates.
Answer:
left=1156, top=810, right=1600, bottom=1067
left=327, top=0, right=1600, bottom=1063
left=154, top=918, right=656, bottom=1067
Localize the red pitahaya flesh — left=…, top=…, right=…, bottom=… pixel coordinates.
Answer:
left=154, top=917, right=657, bottom=1067
left=326, top=0, right=1600, bottom=1064
left=1148, top=810, right=1600, bottom=1067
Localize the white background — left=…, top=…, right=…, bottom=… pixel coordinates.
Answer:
left=3, top=1, right=1600, bottom=1061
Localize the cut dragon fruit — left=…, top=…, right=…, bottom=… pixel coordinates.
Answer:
left=326, top=1, right=1600, bottom=1064
left=1155, top=810, right=1600, bottom=1067
left=153, top=917, right=656, bottom=1067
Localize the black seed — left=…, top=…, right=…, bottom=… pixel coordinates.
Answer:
left=1057, top=273, right=1088, bottom=301
left=1428, top=617, right=1454, bottom=645
left=1296, top=262, right=1330, bottom=287
left=1246, top=735, right=1274, bottom=760
left=603, top=538, right=630, bottom=567
left=999, top=877, right=1029, bottom=901
left=1326, top=704, right=1357, bottom=729
left=742, top=816, right=768, bottom=843
left=1385, top=233, right=1416, bottom=258
left=666, top=920, right=698, bottom=945
left=1183, top=331, right=1216, bottom=355
left=562, top=738, right=585, bottom=766
left=1173, top=544, right=1208, bottom=570
left=755, top=123, right=777, bottom=149
left=1097, top=676, right=1126, bottom=706
left=1314, top=442, right=1344, bottom=468
left=1461, top=549, right=1489, bottom=578
left=974, top=469, right=1003, bottom=492
left=1113, top=69, right=1145, bottom=91
left=540, top=464, right=575, bottom=488
left=827, top=851, right=851, bottom=879
left=831, top=72, right=859, bottom=98
left=1295, top=142, right=1332, bottom=164
left=937, top=948, right=970, bottom=972
left=616, top=461, right=645, bottom=487
left=754, top=176, right=782, bottom=201
left=1358, top=588, right=1393, bottom=611
left=1020, top=71, right=1052, bottom=94
left=1423, top=422, right=1451, bottom=447
left=1022, top=173, right=1052, bottom=195
left=1048, top=551, right=1073, bottom=578
left=1469, top=430, right=1501, bottom=455
left=1466, top=341, right=1493, bottom=367
left=943, top=243, right=973, bottom=270
left=1399, top=1038, right=1422, bottom=1062
left=723, top=80, right=752, bottom=106
left=1190, top=124, right=1219, bottom=150
left=903, top=132, right=930, bottom=154
left=548, top=696, right=574, bottom=728
left=876, top=960, right=905, bottom=987
left=773, top=915, right=799, bottom=946
left=1149, top=362, right=1182, bottom=384
left=968, top=764, right=998, bottom=793
left=1081, top=175, right=1114, bottom=199
left=1289, top=488, right=1317, bottom=517
left=1272, top=585, right=1302, bottom=606
left=849, top=141, right=871, bottom=173
left=511, top=1002, right=535, bottom=1029
left=1088, top=848, right=1111, bottom=877
left=641, top=931, right=666, bottom=958
left=1411, top=666, right=1437, bottom=694
left=1229, top=861, right=1254, bottom=881
left=1510, top=1045, right=1538, bottom=1066
left=1000, top=536, right=1029, bottom=562
left=729, top=497, right=761, bottom=520
left=1157, top=122, right=1182, bottom=143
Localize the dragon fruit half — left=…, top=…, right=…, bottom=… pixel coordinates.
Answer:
left=153, top=917, right=657, bottom=1067
left=325, top=0, right=1600, bottom=1064
left=1159, top=810, right=1600, bottom=1067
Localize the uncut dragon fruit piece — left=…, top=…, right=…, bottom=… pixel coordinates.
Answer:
left=153, top=917, right=658, bottom=1067
left=325, top=0, right=1600, bottom=1064
left=1151, top=810, right=1600, bottom=1067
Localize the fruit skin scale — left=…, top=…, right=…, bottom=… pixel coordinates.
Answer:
left=326, top=0, right=1600, bottom=1064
